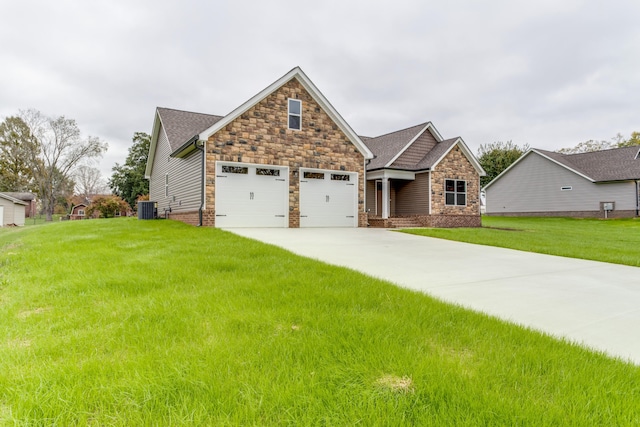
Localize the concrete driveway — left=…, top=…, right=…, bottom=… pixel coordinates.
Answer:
left=229, top=227, right=640, bottom=364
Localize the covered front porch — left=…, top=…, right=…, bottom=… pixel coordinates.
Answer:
left=365, top=169, right=431, bottom=227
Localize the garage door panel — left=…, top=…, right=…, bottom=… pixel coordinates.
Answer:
left=215, top=162, right=288, bottom=228
left=300, top=169, right=358, bottom=228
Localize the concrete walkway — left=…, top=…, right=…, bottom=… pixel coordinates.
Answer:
left=228, top=228, right=640, bottom=364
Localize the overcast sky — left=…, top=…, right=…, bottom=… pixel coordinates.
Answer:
left=1, top=0, right=639, bottom=179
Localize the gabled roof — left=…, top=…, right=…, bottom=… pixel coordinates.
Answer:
left=198, top=66, right=373, bottom=159
left=0, top=192, right=28, bottom=205
left=483, top=146, right=640, bottom=190
left=364, top=123, right=440, bottom=170
left=362, top=123, right=485, bottom=176
left=145, top=108, right=223, bottom=178
left=158, top=108, right=223, bottom=153
left=1, top=192, right=35, bottom=201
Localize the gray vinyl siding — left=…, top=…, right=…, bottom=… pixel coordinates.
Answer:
left=148, top=124, right=202, bottom=215
left=394, top=172, right=429, bottom=215
left=486, top=152, right=637, bottom=214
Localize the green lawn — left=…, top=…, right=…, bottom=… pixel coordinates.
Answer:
left=1, top=219, right=639, bottom=425
left=401, top=216, right=640, bottom=267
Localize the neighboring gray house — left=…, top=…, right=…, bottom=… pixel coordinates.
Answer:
left=484, top=147, right=640, bottom=218
left=0, top=192, right=28, bottom=226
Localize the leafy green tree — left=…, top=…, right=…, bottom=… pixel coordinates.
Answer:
left=20, top=109, right=107, bottom=221
left=557, top=139, right=612, bottom=154
left=478, top=141, right=530, bottom=187
left=109, top=132, right=151, bottom=209
left=616, top=131, right=640, bottom=147
left=86, top=195, right=129, bottom=218
left=0, top=116, right=38, bottom=192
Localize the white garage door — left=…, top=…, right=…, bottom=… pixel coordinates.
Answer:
left=299, top=169, right=358, bottom=227
left=0, top=206, right=4, bottom=227
left=215, top=162, right=289, bottom=228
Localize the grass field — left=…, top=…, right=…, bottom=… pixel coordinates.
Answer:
left=1, top=218, right=639, bottom=425
left=401, top=216, right=640, bottom=267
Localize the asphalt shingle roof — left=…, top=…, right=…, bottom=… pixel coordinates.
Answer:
left=536, top=146, right=640, bottom=182
left=361, top=123, right=430, bottom=170
left=157, top=107, right=223, bottom=152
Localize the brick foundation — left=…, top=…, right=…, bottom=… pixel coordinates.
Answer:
left=368, top=214, right=481, bottom=228
left=486, top=210, right=638, bottom=219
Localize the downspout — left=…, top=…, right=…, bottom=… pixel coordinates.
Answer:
left=636, top=180, right=639, bottom=217
left=194, top=137, right=205, bottom=227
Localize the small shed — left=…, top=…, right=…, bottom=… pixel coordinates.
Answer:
left=0, top=192, right=28, bottom=226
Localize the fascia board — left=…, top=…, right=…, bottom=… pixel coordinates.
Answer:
left=431, top=138, right=486, bottom=176
left=144, top=110, right=163, bottom=179
left=482, top=149, right=595, bottom=191
left=366, top=169, right=416, bottom=181
left=0, top=193, right=28, bottom=205
left=533, top=149, right=595, bottom=182
left=198, top=67, right=374, bottom=160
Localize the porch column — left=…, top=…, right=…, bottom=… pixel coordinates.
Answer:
left=382, top=177, right=390, bottom=219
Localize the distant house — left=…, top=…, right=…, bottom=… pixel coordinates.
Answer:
left=69, top=203, right=89, bottom=220
left=484, top=146, right=640, bottom=218
left=145, top=66, right=485, bottom=228
left=0, top=192, right=28, bottom=226
left=1, top=192, right=37, bottom=218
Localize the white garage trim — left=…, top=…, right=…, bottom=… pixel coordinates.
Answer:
left=215, top=161, right=289, bottom=228
left=299, top=168, right=358, bottom=227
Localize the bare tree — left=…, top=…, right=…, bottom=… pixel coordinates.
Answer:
left=74, top=165, right=109, bottom=200
left=20, top=109, right=108, bottom=221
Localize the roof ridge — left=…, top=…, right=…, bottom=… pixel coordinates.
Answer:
left=367, top=122, right=431, bottom=140
left=157, top=106, right=224, bottom=118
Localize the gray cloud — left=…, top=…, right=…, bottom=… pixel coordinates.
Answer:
left=1, top=0, right=638, bottom=180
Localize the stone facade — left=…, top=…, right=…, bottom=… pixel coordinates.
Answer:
left=202, top=78, right=366, bottom=228
left=367, top=145, right=482, bottom=228
left=430, top=145, right=480, bottom=217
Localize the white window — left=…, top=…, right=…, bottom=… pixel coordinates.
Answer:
left=78, top=209, right=85, bottom=216
left=445, top=179, right=466, bottom=206
left=288, top=99, right=301, bottom=130
left=165, top=174, right=169, bottom=197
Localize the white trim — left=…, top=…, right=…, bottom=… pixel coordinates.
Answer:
left=431, top=137, right=486, bottom=176
left=366, top=169, right=416, bottom=181
left=198, top=67, right=374, bottom=160
left=445, top=179, right=467, bottom=207
left=385, top=122, right=443, bottom=167
left=482, top=149, right=595, bottom=191
left=287, top=98, right=302, bottom=131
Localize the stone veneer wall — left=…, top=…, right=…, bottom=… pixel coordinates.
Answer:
left=430, top=145, right=481, bottom=218
left=202, top=78, right=365, bottom=227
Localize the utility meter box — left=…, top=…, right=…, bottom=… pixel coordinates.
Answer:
left=603, top=202, right=614, bottom=211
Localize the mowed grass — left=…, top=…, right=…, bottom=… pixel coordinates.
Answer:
left=0, top=219, right=639, bottom=425
left=401, top=216, right=640, bottom=267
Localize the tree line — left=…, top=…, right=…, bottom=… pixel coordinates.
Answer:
left=0, top=110, right=151, bottom=220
